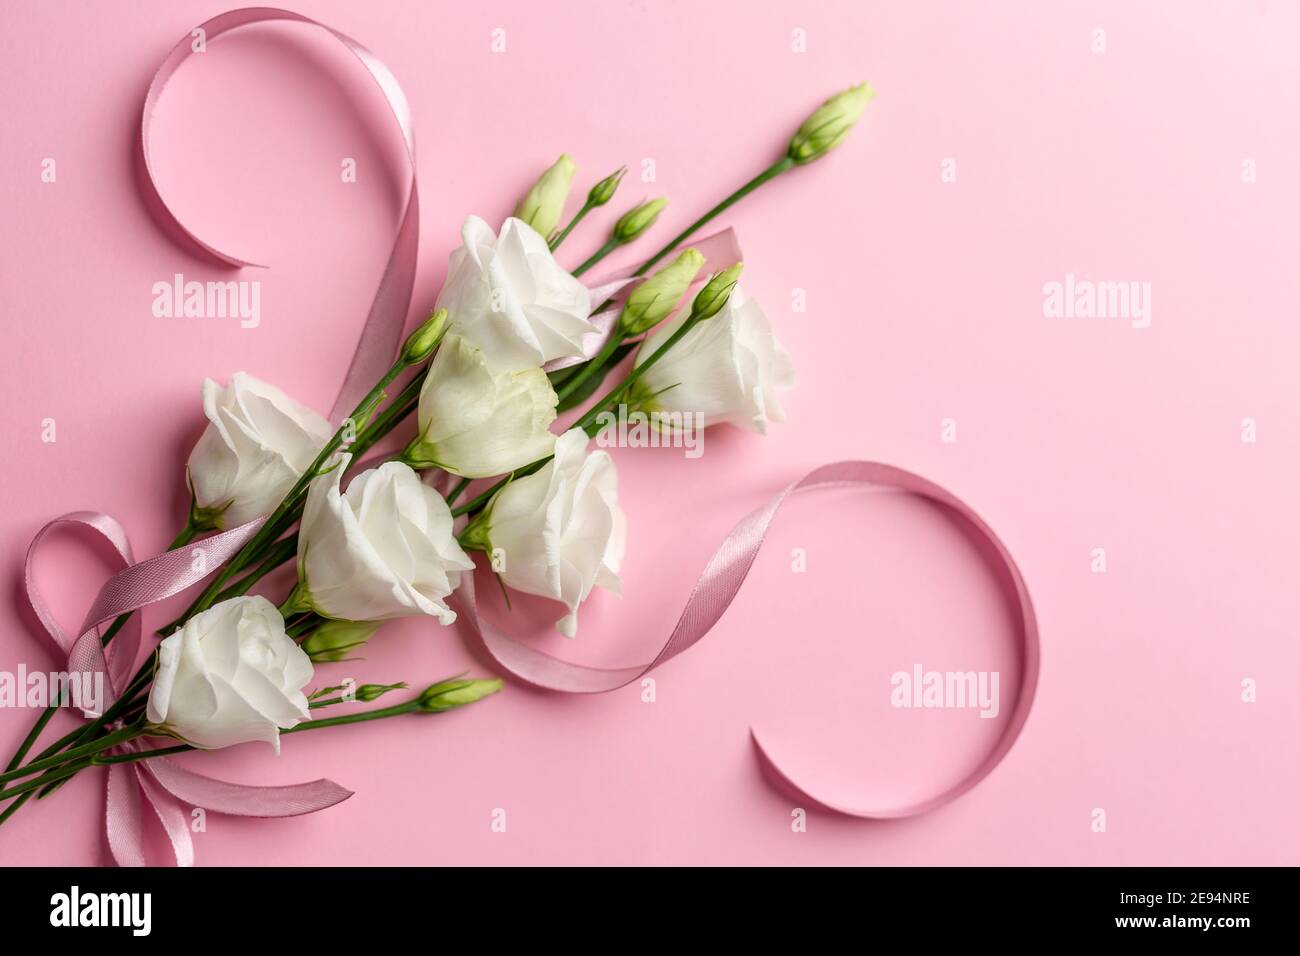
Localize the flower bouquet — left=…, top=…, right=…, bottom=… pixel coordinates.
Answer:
left=0, top=25, right=875, bottom=865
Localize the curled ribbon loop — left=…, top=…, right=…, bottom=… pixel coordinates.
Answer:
left=142, top=6, right=419, bottom=421
left=25, top=514, right=354, bottom=867
left=21, top=7, right=420, bottom=865
left=24, top=512, right=141, bottom=716
left=453, top=461, right=1040, bottom=818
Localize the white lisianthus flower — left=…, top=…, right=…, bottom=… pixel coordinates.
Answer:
left=436, top=216, right=594, bottom=371
left=469, top=429, right=625, bottom=637
left=402, top=334, right=557, bottom=478
left=186, top=372, right=333, bottom=528
left=296, top=459, right=474, bottom=623
left=631, top=287, right=794, bottom=434
left=146, top=596, right=311, bottom=754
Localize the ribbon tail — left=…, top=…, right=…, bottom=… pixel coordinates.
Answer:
left=105, top=761, right=147, bottom=868
left=456, top=460, right=1040, bottom=819
left=137, top=766, right=194, bottom=867
left=145, top=757, right=353, bottom=817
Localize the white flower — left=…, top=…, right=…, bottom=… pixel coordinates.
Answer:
left=297, top=459, right=474, bottom=623
left=436, top=216, right=594, bottom=372
left=403, top=334, right=557, bottom=478
left=146, top=596, right=311, bottom=754
left=186, top=372, right=333, bottom=528
left=477, top=429, right=626, bottom=637
left=633, top=287, right=794, bottom=434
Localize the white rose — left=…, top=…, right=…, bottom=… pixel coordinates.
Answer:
left=475, top=428, right=626, bottom=637
left=186, top=372, right=333, bottom=528
left=146, top=596, right=311, bottom=754
left=402, top=334, right=557, bottom=478
left=632, top=287, right=794, bottom=434
left=297, top=459, right=474, bottom=623
left=436, top=216, right=594, bottom=371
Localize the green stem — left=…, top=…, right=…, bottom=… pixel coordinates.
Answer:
left=158, top=529, right=301, bottom=638
left=307, top=696, right=351, bottom=709
left=0, top=725, right=141, bottom=785
left=554, top=331, right=624, bottom=403
left=355, top=369, right=426, bottom=453
left=29, top=667, right=154, bottom=801
left=286, top=614, right=322, bottom=639
left=75, top=700, right=421, bottom=775
left=11, top=689, right=458, bottom=803
left=573, top=305, right=706, bottom=433
left=0, top=792, right=31, bottom=824
left=93, top=745, right=190, bottom=765
left=555, top=159, right=791, bottom=401
left=277, top=583, right=311, bottom=618
left=282, top=700, right=420, bottom=733
left=221, top=536, right=299, bottom=599
left=0, top=758, right=91, bottom=802
left=4, top=707, right=58, bottom=775
left=635, top=156, right=793, bottom=276
left=549, top=201, right=593, bottom=251
left=572, top=237, right=620, bottom=278
left=169, top=523, right=198, bottom=550
left=444, top=476, right=471, bottom=504
left=84, top=699, right=423, bottom=773
left=451, top=466, right=535, bottom=519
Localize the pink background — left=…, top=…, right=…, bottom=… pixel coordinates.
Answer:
left=2, top=0, right=1297, bottom=865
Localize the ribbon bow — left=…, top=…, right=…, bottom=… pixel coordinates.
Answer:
left=24, top=512, right=352, bottom=867
left=18, top=8, right=418, bottom=866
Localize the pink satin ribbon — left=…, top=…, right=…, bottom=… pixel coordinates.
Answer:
left=24, top=512, right=352, bottom=867
left=19, top=8, right=1040, bottom=866
left=20, top=7, right=422, bottom=865
left=452, top=462, right=1039, bottom=818
left=141, top=6, right=417, bottom=422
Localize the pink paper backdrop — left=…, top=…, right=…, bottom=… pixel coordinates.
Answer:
left=1, top=0, right=1297, bottom=866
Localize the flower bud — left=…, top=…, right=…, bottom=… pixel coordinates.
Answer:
left=302, top=620, right=381, bottom=663
left=613, top=198, right=668, bottom=244
left=588, top=166, right=626, bottom=207
left=401, top=309, right=449, bottom=365
left=787, top=82, right=875, bottom=165
left=356, top=681, right=406, bottom=702
left=689, top=263, right=744, bottom=321
left=618, top=248, right=705, bottom=336
left=514, top=154, right=577, bottom=238
left=418, top=677, right=504, bottom=712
